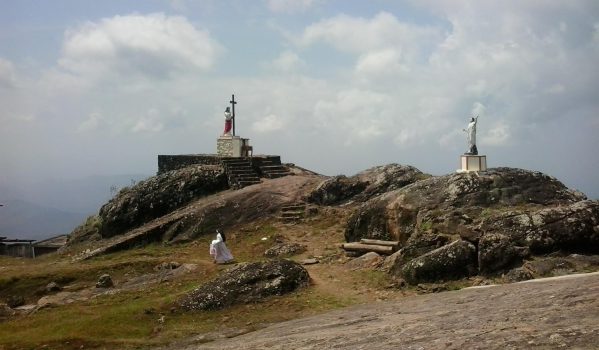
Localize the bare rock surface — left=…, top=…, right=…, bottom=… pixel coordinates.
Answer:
left=97, top=165, right=228, bottom=238
left=178, top=260, right=310, bottom=311
left=305, top=164, right=426, bottom=206
left=182, top=272, right=599, bottom=350
left=71, top=175, right=324, bottom=260
left=398, top=240, right=477, bottom=284
left=264, top=242, right=307, bottom=258
left=345, top=252, right=384, bottom=270
left=344, top=167, right=597, bottom=283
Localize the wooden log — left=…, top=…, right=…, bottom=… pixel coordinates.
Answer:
left=341, top=243, right=394, bottom=255
left=359, top=239, right=400, bottom=248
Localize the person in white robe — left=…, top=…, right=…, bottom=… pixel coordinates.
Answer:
left=210, top=230, right=234, bottom=264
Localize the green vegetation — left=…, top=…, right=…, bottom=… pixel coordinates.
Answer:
left=0, top=227, right=363, bottom=349
left=419, top=220, right=433, bottom=232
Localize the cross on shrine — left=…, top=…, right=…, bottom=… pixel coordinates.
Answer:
left=229, top=94, right=237, bottom=136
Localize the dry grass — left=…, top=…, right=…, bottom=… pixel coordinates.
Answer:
left=0, top=211, right=391, bottom=350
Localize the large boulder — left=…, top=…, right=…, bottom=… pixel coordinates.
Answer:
left=352, top=164, right=429, bottom=201
left=345, top=167, right=599, bottom=282
left=264, top=242, right=307, bottom=258
left=345, top=167, right=586, bottom=245
left=305, top=164, right=427, bottom=206
left=97, top=165, right=227, bottom=238
left=305, top=175, right=368, bottom=205
left=179, top=259, right=310, bottom=311
left=478, top=233, right=530, bottom=273
left=397, top=240, right=477, bottom=284
left=480, top=200, right=599, bottom=254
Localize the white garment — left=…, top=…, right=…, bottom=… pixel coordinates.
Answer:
left=209, top=233, right=234, bottom=264
left=466, top=118, right=477, bottom=148
left=224, top=111, right=233, bottom=121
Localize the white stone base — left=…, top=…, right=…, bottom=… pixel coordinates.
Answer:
left=217, top=135, right=252, bottom=157
left=457, top=154, right=487, bottom=172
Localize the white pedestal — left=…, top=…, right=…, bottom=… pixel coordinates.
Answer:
left=217, top=135, right=252, bottom=157
left=458, top=155, right=487, bottom=172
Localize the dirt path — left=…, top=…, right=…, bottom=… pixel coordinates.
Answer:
left=184, top=272, right=599, bottom=350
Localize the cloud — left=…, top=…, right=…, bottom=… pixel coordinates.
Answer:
left=299, top=12, right=441, bottom=58
left=482, top=120, right=511, bottom=146
left=355, top=49, right=407, bottom=75
left=131, top=108, right=165, bottom=133
left=252, top=114, right=285, bottom=133
left=0, top=58, right=17, bottom=89
left=266, top=0, right=318, bottom=13
left=58, top=13, right=222, bottom=81
left=270, top=51, right=305, bottom=72
left=77, top=112, right=104, bottom=133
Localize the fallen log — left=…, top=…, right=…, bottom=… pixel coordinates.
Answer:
left=342, top=243, right=394, bottom=255
left=359, top=239, right=400, bottom=248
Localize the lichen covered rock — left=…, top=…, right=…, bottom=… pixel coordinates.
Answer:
left=398, top=240, right=477, bottom=284
left=97, top=165, right=227, bottom=238
left=306, top=164, right=427, bottom=206
left=179, top=259, right=310, bottom=311
left=264, top=242, right=307, bottom=258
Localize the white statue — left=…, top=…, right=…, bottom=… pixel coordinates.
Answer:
left=223, top=107, right=233, bottom=135
left=463, top=116, right=478, bottom=155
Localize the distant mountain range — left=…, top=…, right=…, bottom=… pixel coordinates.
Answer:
left=0, top=174, right=149, bottom=240
left=0, top=199, right=84, bottom=240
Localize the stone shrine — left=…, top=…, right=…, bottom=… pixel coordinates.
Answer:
left=157, top=95, right=290, bottom=189
left=217, top=94, right=253, bottom=157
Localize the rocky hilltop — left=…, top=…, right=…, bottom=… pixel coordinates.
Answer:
left=67, top=163, right=598, bottom=287
left=338, top=167, right=597, bottom=284
left=3, top=162, right=599, bottom=349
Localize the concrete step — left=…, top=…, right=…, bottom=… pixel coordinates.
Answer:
left=225, top=162, right=252, bottom=168
left=229, top=168, right=255, bottom=174
left=281, top=204, right=306, bottom=210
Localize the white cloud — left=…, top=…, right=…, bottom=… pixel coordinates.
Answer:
left=470, top=102, right=486, bottom=118
left=0, top=58, right=17, bottom=88
left=355, top=49, right=407, bottom=75
left=252, top=114, right=285, bottom=133
left=58, top=13, right=222, bottom=81
left=299, top=11, right=441, bottom=59
left=313, top=89, right=390, bottom=143
left=271, top=51, right=305, bottom=72
left=77, top=112, right=103, bottom=133
left=266, top=0, right=318, bottom=13
left=481, top=120, right=511, bottom=146
left=132, top=108, right=165, bottom=133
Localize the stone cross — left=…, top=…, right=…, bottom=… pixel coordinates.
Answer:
left=229, top=94, right=237, bottom=136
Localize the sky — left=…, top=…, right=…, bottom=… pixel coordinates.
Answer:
left=1, top=0, right=598, bottom=201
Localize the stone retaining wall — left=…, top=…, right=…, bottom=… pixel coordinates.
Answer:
left=158, top=154, right=283, bottom=175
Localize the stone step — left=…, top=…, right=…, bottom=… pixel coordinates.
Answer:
left=225, top=162, right=252, bottom=167
left=281, top=212, right=304, bottom=218
left=281, top=204, right=306, bottom=210
left=279, top=215, right=302, bottom=220
left=229, top=168, right=255, bottom=173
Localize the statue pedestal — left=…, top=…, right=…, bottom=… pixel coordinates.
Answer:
left=458, top=154, right=487, bottom=172
left=217, top=135, right=252, bottom=157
